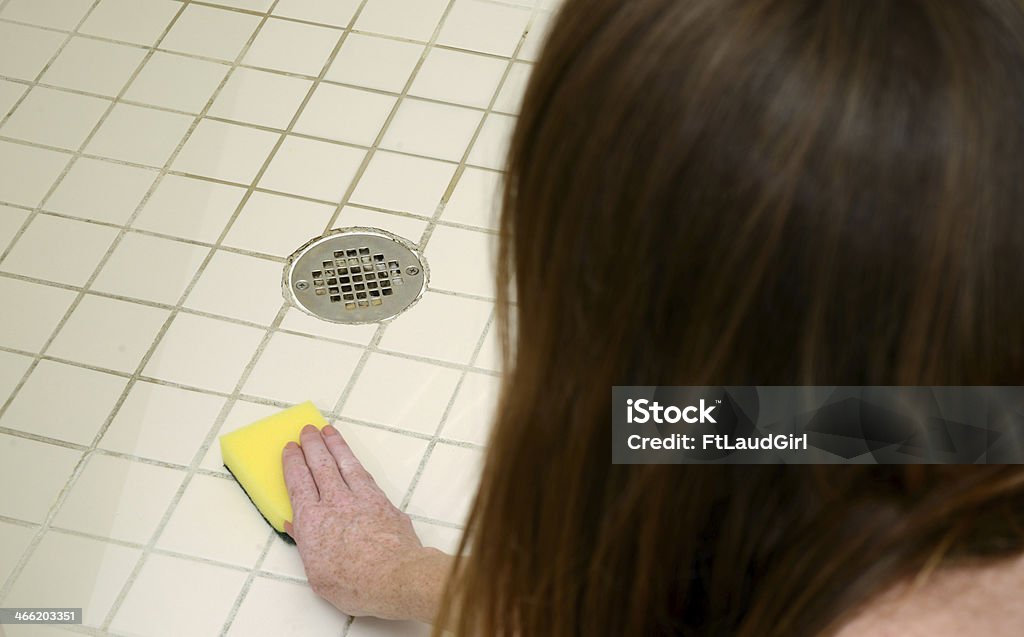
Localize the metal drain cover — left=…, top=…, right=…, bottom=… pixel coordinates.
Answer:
left=283, top=227, right=428, bottom=324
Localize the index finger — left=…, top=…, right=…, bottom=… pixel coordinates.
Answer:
left=283, top=440, right=319, bottom=513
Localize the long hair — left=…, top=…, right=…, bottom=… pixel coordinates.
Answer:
left=436, top=1, right=1024, bottom=635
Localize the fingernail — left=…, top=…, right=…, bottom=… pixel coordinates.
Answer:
left=285, top=441, right=298, bottom=450
left=323, top=424, right=338, bottom=436
left=301, top=424, right=318, bottom=434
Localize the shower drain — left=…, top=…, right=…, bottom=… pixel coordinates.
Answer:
left=283, top=227, right=428, bottom=324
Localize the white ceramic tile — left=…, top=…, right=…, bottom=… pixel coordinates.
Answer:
left=0, top=214, right=119, bottom=286
left=0, top=141, right=71, bottom=207
left=443, top=166, right=501, bottom=229
left=1, top=360, right=127, bottom=446
left=86, top=103, right=194, bottom=167
left=0, top=278, right=76, bottom=353
left=377, top=291, right=491, bottom=364
left=410, top=48, right=506, bottom=108
left=228, top=576, right=347, bottom=637
left=160, top=4, right=262, bottom=62
left=242, top=332, right=361, bottom=409
left=243, top=18, right=341, bottom=76
left=0, top=203, right=29, bottom=252
left=46, top=158, right=157, bottom=225
left=294, top=83, right=395, bottom=146
left=209, top=0, right=274, bottom=11
left=173, top=118, right=280, bottom=184
left=1, top=86, right=110, bottom=151
left=53, top=453, right=184, bottom=543
left=405, top=443, right=483, bottom=524
left=0, top=349, right=32, bottom=406
left=0, top=520, right=35, bottom=586
left=473, top=316, right=501, bottom=372
left=441, top=371, right=499, bottom=445
left=0, top=0, right=93, bottom=30
left=184, top=250, right=283, bottom=325
left=93, top=233, right=209, bottom=304
left=157, top=474, right=270, bottom=567
left=4, top=624, right=82, bottom=637
left=438, top=0, right=532, bottom=57
left=381, top=99, right=482, bottom=162
left=41, top=37, right=147, bottom=97
left=224, top=190, right=334, bottom=258
left=133, top=174, right=246, bottom=243
left=110, top=553, right=248, bottom=637
left=80, top=0, right=181, bottom=47
left=273, top=0, right=361, bottom=28
left=48, top=295, right=170, bottom=374
left=5, top=531, right=140, bottom=628
left=519, top=10, right=554, bottom=62
left=0, top=22, right=66, bottom=81
left=259, top=136, right=365, bottom=202
left=100, top=381, right=226, bottom=466
left=124, top=51, right=230, bottom=114
left=335, top=205, right=429, bottom=245
left=332, top=420, right=429, bottom=503
left=0, top=434, right=81, bottom=523
left=0, top=79, right=28, bottom=119
left=340, top=353, right=460, bottom=435
left=259, top=532, right=306, bottom=579
left=199, top=399, right=280, bottom=473
left=278, top=307, right=378, bottom=345
left=411, top=519, right=464, bottom=555
left=355, top=0, right=448, bottom=41
left=209, top=67, right=312, bottom=129
left=143, top=313, right=265, bottom=393
left=467, top=112, right=515, bottom=169
left=350, top=150, right=455, bottom=217
left=493, top=60, right=532, bottom=114
left=325, top=33, right=423, bottom=93
left=348, top=617, right=432, bottom=637
left=424, top=224, right=496, bottom=298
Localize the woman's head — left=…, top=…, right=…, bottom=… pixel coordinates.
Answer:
left=440, top=0, right=1024, bottom=635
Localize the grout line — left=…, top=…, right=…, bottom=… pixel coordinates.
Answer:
left=217, top=528, right=277, bottom=636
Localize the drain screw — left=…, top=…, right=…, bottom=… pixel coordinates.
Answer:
left=295, top=280, right=310, bottom=291
left=405, top=266, right=420, bottom=276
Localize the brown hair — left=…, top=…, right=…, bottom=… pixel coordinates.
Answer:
left=437, top=0, right=1024, bottom=635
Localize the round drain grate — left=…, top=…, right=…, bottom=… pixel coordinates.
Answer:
left=283, top=227, right=428, bottom=324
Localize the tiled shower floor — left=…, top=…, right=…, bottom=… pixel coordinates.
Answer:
left=0, top=0, right=555, bottom=634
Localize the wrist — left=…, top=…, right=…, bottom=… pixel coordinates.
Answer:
left=384, top=547, right=454, bottom=623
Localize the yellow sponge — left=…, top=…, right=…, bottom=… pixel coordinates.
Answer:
left=220, top=401, right=327, bottom=534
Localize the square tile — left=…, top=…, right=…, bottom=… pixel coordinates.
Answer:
left=1, top=360, right=127, bottom=446
left=41, top=37, right=147, bottom=97
left=0, top=278, right=76, bottom=353
left=442, top=166, right=501, bottom=229
left=441, top=372, right=499, bottom=445
left=0, top=23, right=66, bottom=81
left=334, top=205, right=428, bottom=245
left=173, top=119, right=280, bottom=185
left=199, top=399, right=281, bottom=473
left=227, top=576, right=347, bottom=636
left=340, top=353, right=460, bottom=435
left=0, top=141, right=71, bottom=207
left=1, top=214, right=118, bottom=286
left=110, top=553, right=248, bottom=637
left=467, top=112, right=515, bottom=169
left=381, top=99, right=482, bottom=162
left=133, top=174, right=246, bottom=243
left=46, top=158, right=158, bottom=225
left=93, top=233, right=210, bottom=304
left=348, top=618, right=431, bottom=637
left=411, top=519, right=463, bottom=554
left=0, top=519, right=35, bottom=585
left=437, top=0, right=532, bottom=57
left=423, top=224, right=497, bottom=298
left=209, top=0, right=274, bottom=11
left=0, top=203, right=29, bottom=252
left=184, top=250, right=284, bottom=325
left=294, top=83, right=395, bottom=146
left=157, top=474, right=269, bottom=567
left=0, top=79, right=29, bottom=119
left=410, top=48, right=506, bottom=108
left=160, top=4, right=262, bottom=62
left=473, top=319, right=501, bottom=372
left=100, top=381, right=226, bottom=466
left=493, top=61, right=531, bottom=114
left=124, top=51, right=230, bottom=114
left=278, top=307, right=378, bottom=346
left=224, top=190, right=334, bottom=258
left=0, top=434, right=81, bottom=523
left=377, top=291, right=491, bottom=364
left=80, top=0, right=182, bottom=47
left=519, top=10, right=554, bottom=62
left=5, top=531, right=140, bottom=627
left=259, top=532, right=306, bottom=579
left=333, top=420, right=429, bottom=503
left=405, top=443, right=483, bottom=524
left=273, top=0, right=361, bottom=28
left=0, top=0, right=93, bottom=31
left=48, top=295, right=170, bottom=374
left=325, top=33, right=423, bottom=92
left=86, top=103, right=194, bottom=167
left=259, top=136, right=365, bottom=202
left=144, top=313, right=266, bottom=393
left=53, top=453, right=185, bottom=543
left=355, top=0, right=448, bottom=41
left=209, top=67, right=312, bottom=129
left=1, top=87, right=110, bottom=151
left=0, top=349, right=32, bottom=405
left=242, top=18, right=342, bottom=76
left=349, top=150, right=455, bottom=217
left=241, top=332, right=361, bottom=410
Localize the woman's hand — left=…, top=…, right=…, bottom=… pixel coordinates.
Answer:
left=282, top=424, right=453, bottom=622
